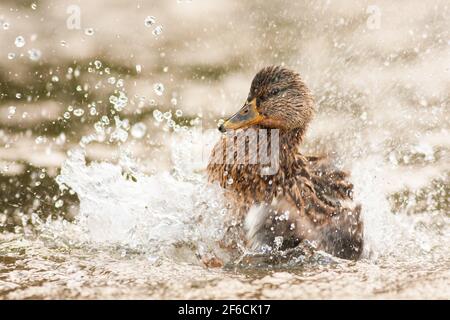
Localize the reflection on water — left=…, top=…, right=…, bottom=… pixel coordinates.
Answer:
left=0, top=0, right=449, bottom=299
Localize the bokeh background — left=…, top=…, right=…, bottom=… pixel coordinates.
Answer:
left=0, top=0, right=449, bottom=299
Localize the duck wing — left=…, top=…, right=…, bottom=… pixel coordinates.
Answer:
left=245, top=154, right=364, bottom=260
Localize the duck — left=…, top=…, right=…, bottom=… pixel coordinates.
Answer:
left=207, top=66, right=363, bottom=260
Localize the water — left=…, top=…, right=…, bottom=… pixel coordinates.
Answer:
left=84, top=28, right=95, bottom=36
left=0, top=0, right=449, bottom=299
left=153, top=83, right=165, bottom=96
left=27, top=49, right=42, bottom=62
left=144, top=16, right=156, bottom=28
left=14, top=36, right=25, bottom=48
left=1, top=127, right=448, bottom=299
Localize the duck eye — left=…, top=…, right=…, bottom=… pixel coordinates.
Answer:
left=242, top=107, right=249, bottom=114
left=270, top=88, right=280, bottom=96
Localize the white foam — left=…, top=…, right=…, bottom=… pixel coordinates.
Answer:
left=351, top=155, right=449, bottom=261
left=56, top=129, right=229, bottom=260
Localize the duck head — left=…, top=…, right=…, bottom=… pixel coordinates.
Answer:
left=219, top=66, right=315, bottom=134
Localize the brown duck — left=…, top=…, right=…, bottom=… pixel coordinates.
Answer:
left=207, top=66, right=363, bottom=260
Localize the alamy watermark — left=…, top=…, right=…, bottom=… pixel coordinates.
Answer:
left=203, top=128, right=280, bottom=176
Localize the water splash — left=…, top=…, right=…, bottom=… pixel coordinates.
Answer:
left=351, top=154, right=449, bottom=263
left=45, top=122, right=449, bottom=267
left=54, top=129, right=229, bottom=263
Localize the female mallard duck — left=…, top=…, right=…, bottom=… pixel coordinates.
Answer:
left=207, top=66, right=363, bottom=260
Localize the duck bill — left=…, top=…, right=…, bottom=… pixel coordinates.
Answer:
left=219, top=99, right=264, bottom=132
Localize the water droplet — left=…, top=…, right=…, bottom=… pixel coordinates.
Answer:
left=163, top=111, right=172, bottom=119
left=137, top=99, right=146, bottom=109
left=101, top=115, right=110, bottom=125
left=94, top=122, right=104, bottom=133
left=153, top=110, right=163, bottom=122
left=15, top=36, right=26, bottom=48
left=274, top=236, right=283, bottom=249
left=107, top=77, right=116, bottom=84
left=163, top=66, right=169, bottom=72
left=116, top=79, right=124, bottom=88
left=109, top=91, right=128, bottom=111
left=94, top=60, right=102, bottom=69
left=15, top=93, right=21, bottom=99
left=135, top=64, right=142, bottom=73
left=73, top=108, right=85, bottom=117
left=167, top=119, right=175, bottom=128
left=63, top=112, right=71, bottom=119
left=153, top=83, right=164, bottom=96
left=60, top=40, right=67, bottom=47
left=3, top=22, right=10, bottom=30
left=152, top=25, right=163, bottom=37
left=31, top=3, right=37, bottom=10
left=175, top=109, right=182, bottom=117
left=55, top=199, right=64, bottom=208
left=28, top=48, right=41, bottom=61
left=109, top=95, right=118, bottom=104
left=51, top=75, right=59, bottom=82
left=111, top=128, right=128, bottom=143
left=171, top=98, right=178, bottom=106
left=55, top=133, right=66, bottom=145
left=7, top=106, right=16, bottom=119
left=144, top=16, right=156, bottom=27
left=35, top=136, right=45, bottom=144
left=227, top=178, right=234, bottom=185
left=131, top=122, right=147, bottom=139
left=84, top=28, right=94, bottom=36
left=7, top=53, right=15, bottom=60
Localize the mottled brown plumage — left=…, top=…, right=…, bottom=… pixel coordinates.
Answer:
left=207, top=66, right=363, bottom=260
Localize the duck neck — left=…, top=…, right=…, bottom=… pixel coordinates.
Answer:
left=279, top=127, right=305, bottom=148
